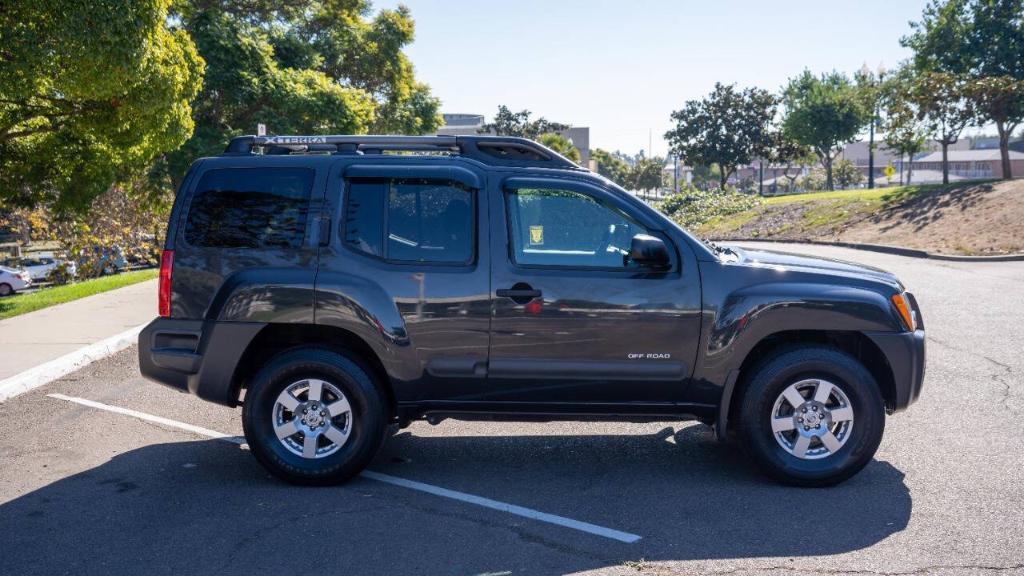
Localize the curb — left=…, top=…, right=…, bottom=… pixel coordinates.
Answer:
left=715, top=238, right=1024, bottom=262
left=0, top=323, right=146, bottom=403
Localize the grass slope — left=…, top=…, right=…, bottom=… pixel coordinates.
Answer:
left=0, top=269, right=157, bottom=321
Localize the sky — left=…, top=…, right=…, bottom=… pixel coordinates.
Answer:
left=375, top=0, right=935, bottom=158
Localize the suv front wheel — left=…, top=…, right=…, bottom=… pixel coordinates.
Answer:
left=737, top=345, right=885, bottom=487
left=242, top=348, right=388, bottom=485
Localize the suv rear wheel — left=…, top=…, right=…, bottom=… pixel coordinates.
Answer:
left=737, top=345, right=885, bottom=487
left=242, top=347, right=387, bottom=485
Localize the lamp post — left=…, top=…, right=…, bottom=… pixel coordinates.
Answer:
left=866, top=64, right=886, bottom=190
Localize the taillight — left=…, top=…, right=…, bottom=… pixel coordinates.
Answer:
left=158, top=250, right=173, bottom=317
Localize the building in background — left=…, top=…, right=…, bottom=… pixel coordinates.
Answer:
left=435, top=113, right=590, bottom=167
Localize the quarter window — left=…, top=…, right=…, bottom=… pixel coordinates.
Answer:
left=505, top=188, right=649, bottom=269
left=184, top=168, right=314, bottom=249
left=343, top=178, right=474, bottom=264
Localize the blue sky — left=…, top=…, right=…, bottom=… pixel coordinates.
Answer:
left=376, top=1, right=932, bottom=157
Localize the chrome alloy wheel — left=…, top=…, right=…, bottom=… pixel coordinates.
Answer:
left=273, top=379, right=353, bottom=459
left=770, top=378, right=854, bottom=460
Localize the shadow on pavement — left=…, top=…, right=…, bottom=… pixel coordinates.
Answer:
left=0, top=426, right=910, bottom=575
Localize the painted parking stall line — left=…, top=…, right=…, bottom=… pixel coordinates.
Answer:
left=46, top=393, right=642, bottom=544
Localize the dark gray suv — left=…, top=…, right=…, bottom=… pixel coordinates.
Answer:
left=139, top=134, right=925, bottom=486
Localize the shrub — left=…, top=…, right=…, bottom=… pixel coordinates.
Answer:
left=658, top=186, right=762, bottom=229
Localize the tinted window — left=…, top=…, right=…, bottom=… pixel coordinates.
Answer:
left=184, top=168, right=314, bottom=249
left=506, top=188, right=648, bottom=269
left=343, top=178, right=473, bottom=264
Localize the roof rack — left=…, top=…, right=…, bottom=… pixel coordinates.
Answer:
left=221, top=134, right=584, bottom=170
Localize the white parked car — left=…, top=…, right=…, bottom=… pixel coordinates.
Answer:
left=0, top=265, right=31, bottom=296
left=19, top=256, right=76, bottom=281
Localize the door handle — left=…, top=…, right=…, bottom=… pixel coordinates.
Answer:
left=497, top=283, right=542, bottom=304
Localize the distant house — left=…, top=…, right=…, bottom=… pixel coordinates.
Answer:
left=910, top=149, right=1024, bottom=181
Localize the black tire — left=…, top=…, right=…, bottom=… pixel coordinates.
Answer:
left=242, top=347, right=388, bottom=486
left=737, top=345, right=885, bottom=487
left=0, top=283, right=12, bottom=297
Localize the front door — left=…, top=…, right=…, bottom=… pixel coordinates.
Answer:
left=487, top=177, right=701, bottom=405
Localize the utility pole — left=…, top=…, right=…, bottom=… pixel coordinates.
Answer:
left=866, top=64, right=886, bottom=190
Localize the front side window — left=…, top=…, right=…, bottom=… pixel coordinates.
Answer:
left=343, top=178, right=473, bottom=264
left=506, top=188, right=649, bottom=269
left=184, top=168, right=314, bottom=249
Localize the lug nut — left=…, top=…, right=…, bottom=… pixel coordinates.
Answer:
left=812, top=406, right=818, bottom=411
left=804, top=426, right=810, bottom=431
left=815, top=424, right=821, bottom=429
left=320, top=411, right=326, bottom=417
left=802, top=407, right=808, bottom=413
left=798, top=417, right=804, bottom=423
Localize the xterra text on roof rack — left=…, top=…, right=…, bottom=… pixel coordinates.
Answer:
left=139, top=134, right=925, bottom=486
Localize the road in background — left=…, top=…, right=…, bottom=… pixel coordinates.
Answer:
left=1, top=246, right=1022, bottom=575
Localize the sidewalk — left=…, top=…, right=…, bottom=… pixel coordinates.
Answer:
left=0, top=279, right=157, bottom=381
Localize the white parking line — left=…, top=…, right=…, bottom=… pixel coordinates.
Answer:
left=46, top=393, right=642, bottom=544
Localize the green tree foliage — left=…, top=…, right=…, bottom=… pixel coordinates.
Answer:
left=763, top=131, right=815, bottom=193
left=782, top=71, right=870, bottom=191
left=0, top=0, right=205, bottom=212
left=903, top=0, right=1024, bottom=178
left=883, top=70, right=930, bottom=185
left=480, top=106, right=569, bottom=139
left=630, top=157, right=665, bottom=200
left=590, top=148, right=631, bottom=187
left=833, top=158, right=865, bottom=189
left=537, top=133, right=581, bottom=164
left=156, top=0, right=441, bottom=188
left=665, top=83, right=778, bottom=190
left=913, top=72, right=977, bottom=184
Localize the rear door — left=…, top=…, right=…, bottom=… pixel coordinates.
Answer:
left=486, top=176, right=701, bottom=405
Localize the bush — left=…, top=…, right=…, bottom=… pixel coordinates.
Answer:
left=658, top=186, right=762, bottom=229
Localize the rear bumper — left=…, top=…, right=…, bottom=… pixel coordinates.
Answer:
left=865, top=328, right=926, bottom=412
left=138, top=318, right=265, bottom=406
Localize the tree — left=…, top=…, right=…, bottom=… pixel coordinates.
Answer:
left=0, top=0, right=205, bottom=212
left=156, top=1, right=441, bottom=189
left=630, top=158, right=665, bottom=201
left=537, top=133, right=581, bottom=164
left=591, top=148, right=631, bottom=188
left=913, top=72, right=977, bottom=184
left=903, top=0, right=1024, bottom=179
left=664, top=83, right=778, bottom=190
left=782, top=71, right=870, bottom=191
left=479, top=106, right=569, bottom=139
left=763, top=131, right=814, bottom=194
left=882, top=72, right=930, bottom=186
left=834, top=158, right=865, bottom=189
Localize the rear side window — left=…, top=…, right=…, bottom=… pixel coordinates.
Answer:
left=343, top=178, right=473, bottom=264
left=184, top=168, right=314, bottom=249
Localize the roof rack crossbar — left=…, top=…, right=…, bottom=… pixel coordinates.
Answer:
left=222, top=134, right=583, bottom=170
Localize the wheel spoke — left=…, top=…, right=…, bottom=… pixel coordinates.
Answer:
left=813, top=380, right=834, bottom=404
left=325, top=397, right=351, bottom=418
left=781, top=384, right=805, bottom=409
left=792, top=435, right=811, bottom=458
left=323, top=424, right=350, bottom=447
left=820, top=430, right=842, bottom=453
left=772, top=416, right=796, bottom=433
left=277, top=391, right=300, bottom=412
left=303, top=432, right=318, bottom=458
left=275, top=419, right=299, bottom=440
left=306, top=380, right=323, bottom=403
left=830, top=406, right=854, bottom=423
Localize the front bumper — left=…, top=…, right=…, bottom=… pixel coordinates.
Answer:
left=138, top=318, right=265, bottom=406
left=865, top=328, right=926, bottom=412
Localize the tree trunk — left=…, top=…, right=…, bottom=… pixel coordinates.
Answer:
left=719, top=170, right=728, bottom=190
left=998, top=121, right=1013, bottom=179
left=942, top=142, right=949, bottom=185
left=824, top=155, right=834, bottom=191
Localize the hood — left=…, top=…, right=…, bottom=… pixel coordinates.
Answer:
left=728, top=246, right=903, bottom=289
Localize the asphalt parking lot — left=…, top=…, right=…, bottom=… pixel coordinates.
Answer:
left=1, top=243, right=1022, bottom=576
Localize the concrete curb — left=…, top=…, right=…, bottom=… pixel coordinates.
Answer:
left=716, top=238, right=1024, bottom=262
left=0, top=323, right=145, bottom=403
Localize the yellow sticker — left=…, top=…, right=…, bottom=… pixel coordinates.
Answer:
left=529, top=225, right=544, bottom=245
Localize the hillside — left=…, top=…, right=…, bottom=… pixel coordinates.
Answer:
left=699, top=180, right=1024, bottom=256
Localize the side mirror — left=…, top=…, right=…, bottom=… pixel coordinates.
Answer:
left=628, top=234, right=670, bottom=269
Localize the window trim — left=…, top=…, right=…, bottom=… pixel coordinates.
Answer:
left=179, top=166, right=316, bottom=251
left=340, top=176, right=478, bottom=267
left=502, top=185, right=674, bottom=273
